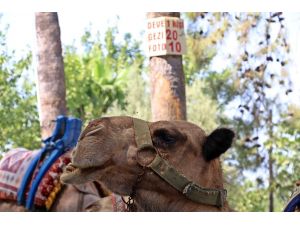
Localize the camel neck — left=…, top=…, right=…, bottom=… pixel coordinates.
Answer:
left=134, top=188, right=226, bottom=212
left=130, top=166, right=227, bottom=211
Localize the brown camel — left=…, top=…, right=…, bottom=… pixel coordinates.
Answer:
left=0, top=149, right=125, bottom=212
left=61, top=116, right=235, bottom=211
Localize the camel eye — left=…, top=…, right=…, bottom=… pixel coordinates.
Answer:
left=153, top=129, right=177, bottom=148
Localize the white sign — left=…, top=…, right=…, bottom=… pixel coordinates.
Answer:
left=146, top=17, right=186, bottom=57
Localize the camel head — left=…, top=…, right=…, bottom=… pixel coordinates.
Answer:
left=61, top=116, right=234, bottom=211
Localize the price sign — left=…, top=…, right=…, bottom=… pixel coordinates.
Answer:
left=146, top=17, right=186, bottom=57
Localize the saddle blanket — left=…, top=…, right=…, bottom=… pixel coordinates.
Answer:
left=0, top=148, right=70, bottom=208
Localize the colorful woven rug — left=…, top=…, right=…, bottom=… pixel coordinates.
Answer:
left=0, top=148, right=71, bottom=209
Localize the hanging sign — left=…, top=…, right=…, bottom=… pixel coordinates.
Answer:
left=146, top=17, right=186, bottom=57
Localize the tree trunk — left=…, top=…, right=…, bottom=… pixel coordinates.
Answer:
left=147, top=12, right=186, bottom=121
left=268, top=146, right=274, bottom=212
left=268, top=109, right=274, bottom=212
left=35, top=12, right=67, bottom=139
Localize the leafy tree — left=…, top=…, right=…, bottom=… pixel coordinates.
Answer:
left=0, top=16, right=40, bottom=153
left=227, top=179, right=269, bottom=211
left=183, top=13, right=230, bottom=84
left=106, top=68, right=219, bottom=133
left=105, top=62, right=151, bottom=120
left=64, top=27, right=144, bottom=124
left=271, top=105, right=300, bottom=209
left=184, top=12, right=293, bottom=211
left=186, top=79, right=218, bottom=132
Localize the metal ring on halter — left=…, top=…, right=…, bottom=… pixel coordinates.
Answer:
left=136, top=143, right=157, bottom=167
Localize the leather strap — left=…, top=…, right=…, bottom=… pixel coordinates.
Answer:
left=133, top=118, right=227, bottom=208
left=133, top=118, right=153, bottom=147
left=148, top=154, right=226, bottom=207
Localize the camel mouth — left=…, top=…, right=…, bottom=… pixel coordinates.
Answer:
left=64, top=163, right=80, bottom=174
left=60, top=161, right=111, bottom=184
left=60, top=163, right=98, bottom=183
left=60, top=163, right=85, bottom=183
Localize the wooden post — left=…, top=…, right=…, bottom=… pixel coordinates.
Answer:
left=35, top=13, right=67, bottom=139
left=147, top=12, right=187, bottom=121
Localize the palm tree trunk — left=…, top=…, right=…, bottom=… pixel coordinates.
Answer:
left=147, top=12, right=186, bottom=121
left=35, top=12, right=67, bottom=139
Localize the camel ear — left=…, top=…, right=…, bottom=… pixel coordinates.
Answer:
left=202, top=128, right=235, bottom=161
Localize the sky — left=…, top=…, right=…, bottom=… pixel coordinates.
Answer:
left=1, top=11, right=146, bottom=53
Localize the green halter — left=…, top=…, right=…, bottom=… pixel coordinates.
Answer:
left=133, top=118, right=227, bottom=208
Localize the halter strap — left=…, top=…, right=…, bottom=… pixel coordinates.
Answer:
left=133, top=118, right=227, bottom=208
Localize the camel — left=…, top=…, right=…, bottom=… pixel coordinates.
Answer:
left=0, top=149, right=126, bottom=212
left=61, top=116, right=235, bottom=211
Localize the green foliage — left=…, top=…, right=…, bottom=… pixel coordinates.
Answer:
left=184, top=12, right=294, bottom=211
left=183, top=13, right=232, bottom=84
left=64, top=27, right=144, bottom=124
left=0, top=18, right=40, bottom=153
left=271, top=118, right=300, bottom=204
left=183, top=35, right=216, bottom=83
left=284, top=105, right=300, bottom=131
left=202, top=69, right=238, bottom=108
left=105, top=64, right=151, bottom=120
left=227, top=180, right=269, bottom=211
left=1, top=23, right=146, bottom=153
left=186, top=79, right=218, bottom=132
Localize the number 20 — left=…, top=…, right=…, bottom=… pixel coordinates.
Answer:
left=166, top=29, right=178, bottom=40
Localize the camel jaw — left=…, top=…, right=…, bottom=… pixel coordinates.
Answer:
left=60, top=161, right=111, bottom=184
